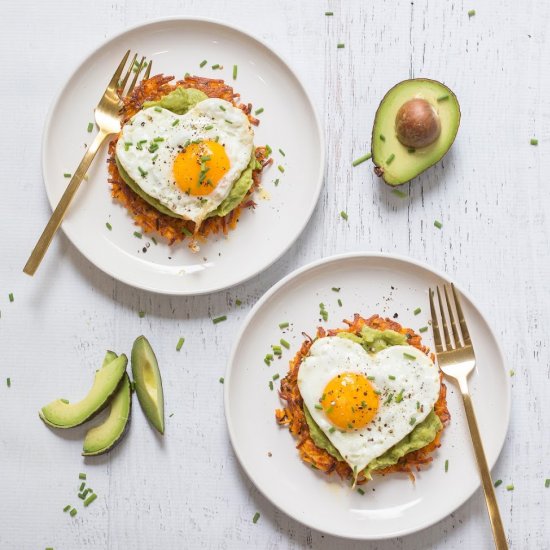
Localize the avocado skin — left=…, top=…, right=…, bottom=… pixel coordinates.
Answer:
left=131, top=336, right=165, bottom=435
left=39, top=354, right=128, bottom=429
left=371, top=78, right=461, bottom=186
left=82, top=373, right=132, bottom=456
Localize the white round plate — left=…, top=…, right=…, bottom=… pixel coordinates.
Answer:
left=225, top=253, right=511, bottom=540
left=42, top=17, right=324, bottom=294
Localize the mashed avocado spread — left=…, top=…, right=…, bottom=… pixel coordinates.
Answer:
left=116, top=88, right=257, bottom=221
left=304, top=326, right=442, bottom=479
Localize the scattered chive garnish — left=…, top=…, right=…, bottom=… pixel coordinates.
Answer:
left=219, top=377, right=224, bottom=384
left=437, top=95, right=449, bottom=102
left=337, top=43, right=345, bottom=48
left=233, top=65, right=238, bottom=79
left=434, top=220, right=443, bottom=229
left=83, top=493, right=97, bottom=507
left=79, top=473, right=86, bottom=480
left=468, top=9, right=476, bottom=16
left=213, top=315, right=227, bottom=324
left=314, top=404, right=323, bottom=410
left=392, top=189, right=407, bottom=198
left=273, top=178, right=279, bottom=186
left=530, top=138, right=538, bottom=145
left=386, top=153, right=395, bottom=164
left=414, top=307, right=421, bottom=315
left=211, top=64, right=220, bottom=70
left=172, top=119, right=180, bottom=127
left=105, top=222, right=112, bottom=231
left=64, top=173, right=72, bottom=178
left=403, top=352, right=416, bottom=360
left=328, top=426, right=336, bottom=433
left=278, top=165, right=285, bottom=173
left=408, top=147, right=416, bottom=153
left=494, top=479, right=503, bottom=487
left=6, top=378, right=11, bottom=387
left=352, top=153, right=372, bottom=167
left=509, top=369, right=515, bottom=377
left=367, top=376, right=375, bottom=381
left=235, top=299, right=242, bottom=306
left=60, top=398, right=69, bottom=404
left=271, top=345, right=282, bottom=352
left=279, top=148, right=286, bottom=157
left=269, top=381, right=274, bottom=390
left=151, top=237, right=157, bottom=245
left=379, top=134, right=386, bottom=141
left=279, top=322, right=289, bottom=329
left=204, top=125, right=213, bottom=131
left=332, top=287, right=340, bottom=292
left=506, top=484, right=514, bottom=491
left=325, top=11, right=334, bottom=15
left=340, top=211, right=348, bottom=221
left=419, top=326, right=428, bottom=333
left=78, top=493, right=86, bottom=500
left=200, top=60, right=207, bottom=68
left=395, top=389, right=404, bottom=403
left=8, top=293, right=14, bottom=302
left=219, top=105, right=226, bottom=112
left=357, top=488, right=365, bottom=495
left=87, top=122, right=94, bottom=132
left=138, top=311, right=146, bottom=318
left=225, top=119, right=233, bottom=124
left=154, top=106, right=162, bottom=112
left=63, top=505, right=71, bottom=512
left=182, top=227, right=193, bottom=237
left=409, top=417, right=416, bottom=425
left=272, top=373, right=280, bottom=380
left=70, top=508, right=77, bottom=517
left=445, top=459, right=449, bottom=472
left=545, top=479, right=550, bottom=488
left=176, top=337, right=185, bottom=351
left=138, top=167, right=147, bottom=177
left=133, top=231, right=142, bottom=239
left=280, top=339, right=290, bottom=349
left=265, top=144, right=272, bottom=155
left=252, top=512, right=260, bottom=524
left=254, top=107, right=264, bottom=115
left=388, top=375, right=396, bottom=380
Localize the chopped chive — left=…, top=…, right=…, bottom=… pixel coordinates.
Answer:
left=468, top=9, right=476, bottom=16
left=79, top=473, right=86, bottom=480
left=506, top=484, right=514, bottom=491
left=219, top=377, right=224, bottom=384
left=105, top=222, right=112, bottom=231
left=269, top=380, right=274, bottom=390
left=386, top=153, right=395, bottom=164
left=272, top=373, right=280, bottom=381
left=340, top=210, right=348, bottom=221
left=172, top=119, right=180, bottom=127
left=204, top=125, right=213, bottom=131
left=271, top=345, right=282, bottom=352
left=509, top=369, right=515, bottom=377
left=264, top=358, right=271, bottom=366
left=388, top=375, right=396, bottom=380
left=367, top=376, right=375, bottom=381
left=384, top=393, right=393, bottom=404
left=133, top=231, right=142, bottom=239
left=278, top=165, right=285, bottom=173
left=63, top=504, right=71, bottom=512
left=213, top=315, right=227, bottom=324
left=279, top=322, right=289, bottom=329
left=314, top=404, right=323, bottom=411
left=392, top=189, right=407, bottom=198
left=403, top=352, right=416, bottom=360
left=6, top=377, right=11, bottom=387
left=233, top=65, right=238, bottom=79
left=154, top=106, right=162, bottom=112
left=63, top=173, right=72, bottom=178
left=70, top=508, right=77, bottom=517
left=352, top=152, right=372, bottom=167
left=434, top=220, right=443, bottom=229
left=83, top=493, right=97, bottom=506
left=138, top=167, right=148, bottom=177
left=374, top=390, right=382, bottom=395
left=138, top=311, right=146, bottom=318
left=252, top=512, right=260, bottom=524
left=265, top=144, right=272, bottom=155
left=337, top=43, right=345, bottom=48
left=530, top=138, right=538, bottom=145
left=419, top=326, right=428, bottom=333
left=153, top=137, right=164, bottom=142
left=545, top=479, right=550, bottom=488
left=78, top=492, right=86, bottom=500
left=60, top=398, right=69, bottom=404
left=395, top=389, right=404, bottom=403
left=328, top=426, right=336, bottom=433
left=182, top=226, right=193, bottom=237
left=331, top=287, right=340, bottom=292
left=408, top=147, right=416, bottom=153
left=379, top=134, right=386, bottom=142
left=225, top=119, right=233, bottom=124
left=445, top=459, right=449, bottom=472
left=124, top=142, right=132, bottom=151
left=437, top=95, right=449, bottom=102
left=278, top=148, right=286, bottom=157
left=357, top=488, right=365, bottom=495
left=211, top=64, right=220, bottom=70
left=254, top=107, right=264, bottom=115
left=87, top=122, right=94, bottom=133
left=219, top=105, right=226, bottom=112
left=273, top=178, right=279, bottom=186
left=337, top=298, right=342, bottom=307
left=151, top=237, right=157, bottom=245
left=280, top=339, right=290, bottom=349
left=200, top=60, right=207, bottom=68
left=176, top=337, right=185, bottom=351
left=325, top=11, right=334, bottom=16
left=414, top=307, right=421, bottom=315
left=409, top=416, right=416, bottom=425
left=494, top=479, right=503, bottom=487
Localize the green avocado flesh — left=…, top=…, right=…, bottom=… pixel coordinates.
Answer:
left=131, top=336, right=164, bottom=435
left=303, top=327, right=442, bottom=478
left=116, top=87, right=257, bottom=221
left=82, top=372, right=131, bottom=456
left=372, top=79, right=460, bottom=185
left=39, top=353, right=128, bottom=429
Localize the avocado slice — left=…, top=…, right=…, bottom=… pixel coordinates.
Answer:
left=371, top=79, right=460, bottom=185
left=82, top=373, right=132, bottom=456
left=39, top=353, right=128, bottom=428
left=131, top=336, right=165, bottom=434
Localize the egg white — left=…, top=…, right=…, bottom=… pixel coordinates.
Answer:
left=115, top=98, right=254, bottom=225
left=298, top=336, right=440, bottom=475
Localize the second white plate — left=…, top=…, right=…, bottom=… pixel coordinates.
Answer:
left=41, top=17, right=324, bottom=294
left=224, top=253, right=511, bottom=540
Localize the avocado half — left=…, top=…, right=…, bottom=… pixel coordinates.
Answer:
left=82, top=372, right=132, bottom=456
left=372, top=79, right=460, bottom=186
left=131, top=336, right=165, bottom=435
left=39, top=353, right=128, bottom=429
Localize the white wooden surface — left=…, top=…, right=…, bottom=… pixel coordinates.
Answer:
left=1, top=0, right=549, bottom=548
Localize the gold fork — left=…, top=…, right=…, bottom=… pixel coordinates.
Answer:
left=23, top=51, right=153, bottom=276
left=429, top=284, right=508, bottom=550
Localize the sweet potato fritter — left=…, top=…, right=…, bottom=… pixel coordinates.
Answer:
left=275, top=314, right=450, bottom=485
left=107, top=74, right=271, bottom=247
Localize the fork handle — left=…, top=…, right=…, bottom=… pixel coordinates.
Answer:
left=23, top=129, right=110, bottom=276
left=459, top=379, right=509, bottom=549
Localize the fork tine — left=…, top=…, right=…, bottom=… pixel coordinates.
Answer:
left=451, top=283, right=472, bottom=345
left=444, top=285, right=463, bottom=348
left=107, top=50, right=131, bottom=90
left=128, top=56, right=146, bottom=94
left=119, top=52, right=138, bottom=91
left=144, top=59, right=152, bottom=80
left=429, top=288, right=444, bottom=353
left=436, top=286, right=453, bottom=349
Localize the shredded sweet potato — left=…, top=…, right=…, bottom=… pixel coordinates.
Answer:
left=107, top=74, right=271, bottom=247
left=275, top=314, right=450, bottom=485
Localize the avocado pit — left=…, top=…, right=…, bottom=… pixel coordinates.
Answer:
left=395, top=98, right=441, bottom=149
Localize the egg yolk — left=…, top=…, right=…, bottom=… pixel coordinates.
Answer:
left=173, top=140, right=230, bottom=196
left=320, top=372, right=379, bottom=431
